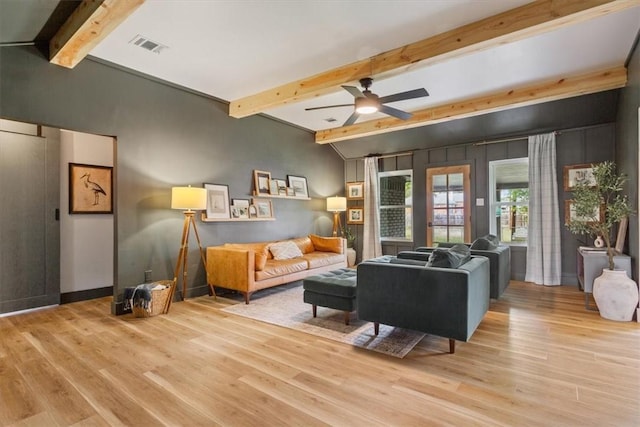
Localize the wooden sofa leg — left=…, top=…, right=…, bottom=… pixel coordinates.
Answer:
left=449, top=339, right=455, bottom=354
left=312, top=305, right=317, bottom=318
left=374, top=322, right=379, bottom=335
left=244, top=292, right=253, bottom=305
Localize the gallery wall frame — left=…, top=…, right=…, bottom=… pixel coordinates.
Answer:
left=564, top=199, right=603, bottom=226
left=69, top=163, right=113, bottom=214
left=347, top=207, right=364, bottom=224
left=563, top=163, right=598, bottom=191
left=287, top=175, right=308, bottom=198
left=204, top=183, right=230, bottom=219
left=346, top=181, right=364, bottom=200
left=254, top=170, right=271, bottom=196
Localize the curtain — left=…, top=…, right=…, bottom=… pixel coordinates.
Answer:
left=525, top=132, right=562, bottom=285
left=362, top=157, right=382, bottom=261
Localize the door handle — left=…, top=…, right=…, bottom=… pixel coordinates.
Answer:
left=428, top=222, right=432, bottom=227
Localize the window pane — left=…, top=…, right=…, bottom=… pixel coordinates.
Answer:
left=432, top=175, right=446, bottom=191
left=432, top=226, right=448, bottom=243
left=449, top=209, right=464, bottom=226
left=433, top=191, right=448, bottom=208
left=433, top=208, right=448, bottom=225
left=380, top=207, right=412, bottom=240
left=448, top=173, right=463, bottom=191
left=448, top=191, right=464, bottom=207
left=490, top=158, right=529, bottom=243
left=448, top=227, right=465, bottom=243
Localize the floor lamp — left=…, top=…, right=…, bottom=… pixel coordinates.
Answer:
left=327, top=196, right=347, bottom=237
left=167, top=186, right=216, bottom=312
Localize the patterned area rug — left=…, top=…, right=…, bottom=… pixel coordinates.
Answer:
left=221, top=284, right=425, bottom=358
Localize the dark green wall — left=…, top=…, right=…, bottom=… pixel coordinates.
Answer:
left=0, top=46, right=345, bottom=308
left=616, top=36, right=639, bottom=282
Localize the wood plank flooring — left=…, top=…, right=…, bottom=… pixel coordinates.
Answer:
left=1, top=281, right=639, bottom=426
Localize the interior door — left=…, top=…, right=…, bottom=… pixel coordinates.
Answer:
left=426, top=165, right=471, bottom=246
left=0, top=131, right=60, bottom=313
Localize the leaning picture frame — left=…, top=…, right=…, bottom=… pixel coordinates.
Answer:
left=254, top=170, right=271, bottom=196
left=564, top=163, right=597, bottom=191
left=253, top=198, right=273, bottom=218
left=232, top=198, right=250, bottom=219
left=615, top=216, right=628, bottom=254
left=347, top=207, right=364, bottom=224
left=287, top=175, right=309, bottom=198
left=69, top=163, right=113, bottom=214
left=564, top=199, right=602, bottom=226
left=204, top=183, right=230, bottom=219
left=346, top=181, right=364, bottom=200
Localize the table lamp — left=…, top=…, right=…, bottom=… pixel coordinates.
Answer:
left=327, top=196, right=347, bottom=237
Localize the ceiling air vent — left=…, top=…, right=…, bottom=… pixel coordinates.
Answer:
left=129, top=34, right=167, bottom=54
left=324, top=117, right=338, bottom=123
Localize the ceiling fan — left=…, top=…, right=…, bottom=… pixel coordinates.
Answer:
left=305, top=77, right=429, bottom=126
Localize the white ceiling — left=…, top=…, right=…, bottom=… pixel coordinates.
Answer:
left=88, top=0, right=640, bottom=133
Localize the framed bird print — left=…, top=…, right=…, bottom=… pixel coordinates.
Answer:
left=69, top=163, right=113, bottom=214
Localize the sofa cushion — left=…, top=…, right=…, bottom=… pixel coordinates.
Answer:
left=290, top=236, right=315, bottom=254
left=269, top=241, right=303, bottom=260
left=309, top=234, right=343, bottom=254
left=303, top=252, right=347, bottom=269
left=255, top=258, right=308, bottom=281
left=427, top=244, right=471, bottom=268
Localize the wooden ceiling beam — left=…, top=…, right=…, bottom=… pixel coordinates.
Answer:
left=50, top=0, right=145, bottom=69
left=229, top=0, right=635, bottom=118
left=314, top=66, right=627, bottom=144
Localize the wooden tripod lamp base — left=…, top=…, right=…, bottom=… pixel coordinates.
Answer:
left=166, top=186, right=216, bottom=313
left=327, top=196, right=347, bottom=237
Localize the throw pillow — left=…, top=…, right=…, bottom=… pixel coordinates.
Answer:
left=269, top=241, right=303, bottom=260
left=309, top=234, right=343, bottom=254
left=427, top=248, right=452, bottom=268
left=470, top=237, right=497, bottom=250
left=447, top=243, right=471, bottom=267
left=482, top=234, right=500, bottom=246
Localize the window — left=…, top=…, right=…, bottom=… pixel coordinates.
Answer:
left=379, top=170, right=412, bottom=241
left=489, top=158, right=529, bottom=244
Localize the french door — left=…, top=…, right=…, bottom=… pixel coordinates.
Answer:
left=426, top=165, right=471, bottom=246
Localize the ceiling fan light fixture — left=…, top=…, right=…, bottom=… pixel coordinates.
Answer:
left=355, top=97, right=378, bottom=115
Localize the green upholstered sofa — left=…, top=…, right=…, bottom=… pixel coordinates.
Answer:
left=356, top=252, right=490, bottom=353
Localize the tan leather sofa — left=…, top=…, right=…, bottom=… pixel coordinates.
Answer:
left=207, top=235, right=347, bottom=303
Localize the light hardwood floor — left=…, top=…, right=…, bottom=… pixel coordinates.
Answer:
left=1, top=281, right=639, bottom=426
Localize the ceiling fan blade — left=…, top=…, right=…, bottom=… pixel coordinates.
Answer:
left=305, top=104, right=354, bottom=111
left=343, top=111, right=360, bottom=126
left=379, top=104, right=412, bottom=121
left=378, top=88, right=429, bottom=104
left=342, top=85, right=364, bottom=98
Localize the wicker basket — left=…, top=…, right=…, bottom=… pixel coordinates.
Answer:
left=132, top=280, right=174, bottom=318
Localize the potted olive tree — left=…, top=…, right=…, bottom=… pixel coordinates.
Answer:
left=342, top=227, right=357, bottom=267
left=566, top=161, right=637, bottom=321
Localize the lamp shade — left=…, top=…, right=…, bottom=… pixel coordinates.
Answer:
left=171, top=186, right=207, bottom=210
left=326, top=196, right=347, bottom=212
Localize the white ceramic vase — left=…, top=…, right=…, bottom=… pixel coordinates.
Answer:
left=594, top=236, right=604, bottom=248
left=592, top=269, right=639, bottom=321
left=347, top=248, right=356, bottom=267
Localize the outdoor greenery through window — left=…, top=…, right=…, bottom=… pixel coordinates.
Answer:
left=489, top=158, right=529, bottom=243
left=379, top=170, right=412, bottom=241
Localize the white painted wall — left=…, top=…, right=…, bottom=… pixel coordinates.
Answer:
left=60, top=130, right=114, bottom=293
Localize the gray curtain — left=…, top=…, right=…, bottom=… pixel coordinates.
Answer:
left=525, top=132, right=562, bottom=285
left=362, top=157, right=382, bottom=261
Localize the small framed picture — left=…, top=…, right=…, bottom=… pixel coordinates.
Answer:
left=254, top=170, right=271, bottom=196
left=347, top=207, right=364, bottom=224
left=249, top=205, right=258, bottom=218
left=269, top=179, right=279, bottom=195
left=232, top=198, right=250, bottom=219
left=346, top=182, right=364, bottom=200
left=564, top=163, right=597, bottom=191
left=286, top=187, right=296, bottom=197
left=287, top=175, right=309, bottom=198
left=69, top=163, right=113, bottom=214
left=253, top=198, right=273, bottom=218
left=204, top=183, right=230, bottom=219
left=564, top=199, right=602, bottom=225
left=276, top=179, right=287, bottom=195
